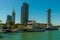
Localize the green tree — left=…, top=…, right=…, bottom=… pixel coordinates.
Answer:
left=8, top=20, right=14, bottom=26
left=0, top=20, right=2, bottom=24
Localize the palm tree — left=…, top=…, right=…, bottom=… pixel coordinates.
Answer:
left=0, top=20, right=2, bottom=27
left=8, top=20, right=14, bottom=26
left=0, top=20, right=1, bottom=24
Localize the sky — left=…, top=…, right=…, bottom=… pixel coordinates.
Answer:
left=0, top=0, right=60, bottom=25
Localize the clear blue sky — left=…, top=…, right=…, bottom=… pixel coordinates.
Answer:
left=0, top=0, right=60, bottom=25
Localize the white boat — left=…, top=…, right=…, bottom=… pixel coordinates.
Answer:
left=0, top=30, right=5, bottom=33
left=23, top=28, right=46, bottom=32
left=46, top=26, right=58, bottom=30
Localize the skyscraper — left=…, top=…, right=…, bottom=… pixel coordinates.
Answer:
left=21, top=3, right=29, bottom=25
left=12, top=9, right=15, bottom=24
left=6, top=15, right=12, bottom=24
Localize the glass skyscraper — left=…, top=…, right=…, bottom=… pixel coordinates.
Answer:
left=6, top=15, right=12, bottom=24
left=6, top=9, right=15, bottom=24
left=12, top=9, right=15, bottom=24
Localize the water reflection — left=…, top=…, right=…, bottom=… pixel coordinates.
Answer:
left=0, top=35, right=3, bottom=38
left=46, top=30, right=60, bottom=40
left=0, top=33, right=22, bottom=40
left=21, top=32, right=46, bottom=40
left=0, top=30, right=60, bottom=40
left=0, top=33, right=3, bottom=40
left=47, top=30, right=53, bottom=40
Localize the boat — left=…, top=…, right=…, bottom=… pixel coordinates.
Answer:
left=23, top=28, right=46, bottom=32
left=11, top=29, right=23, bottom=33
left=46, top=26, right=58, bottom=30
left=0, top=30, right=5, bottom=33
left=3, top=29, right=23, bottom=33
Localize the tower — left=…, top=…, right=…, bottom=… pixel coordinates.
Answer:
left=47, top=9, right=51, bottom=27
left=21, top=3, right=29, bottom=25
left=12, top=9, right=15, bottom=24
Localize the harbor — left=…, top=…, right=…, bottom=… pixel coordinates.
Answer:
left=0, top=24, right=59, bottom=33
left=0, top=0, right=60, bottom=40
left=0, top=1, right=60, bottom=33
left=0, top=2, right=60, bottom=33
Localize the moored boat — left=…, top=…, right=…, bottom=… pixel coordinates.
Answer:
left=23, top=28, right=46, bottom=32
left=46, top=26, right=58, bottom=30
left=3, top=29, right=23, bottom=33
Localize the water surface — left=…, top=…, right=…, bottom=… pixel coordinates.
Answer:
left=0, top=30, right=60, bottom=40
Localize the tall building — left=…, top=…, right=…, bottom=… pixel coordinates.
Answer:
left=47, top=9, right=51, bottom=27
left=6, top=15, right=12, bottom=24
left=12, top=9, right=15, bottom=24
left=21, top=3, right=29, bottom=25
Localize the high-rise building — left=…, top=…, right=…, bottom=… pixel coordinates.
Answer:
left=12, top=9, right=15, bottom=24
left=6, top=15, right=12, bottom=24
left=21, top=3, right=29, bottom=25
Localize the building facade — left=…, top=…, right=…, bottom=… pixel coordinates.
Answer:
left=6, top=15, right=12, bottom=24
left=21, top=3, right=29, bottom=25
left=12, top=9, right=15, bottom=24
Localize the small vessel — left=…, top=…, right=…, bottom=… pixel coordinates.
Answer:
left=3, top=29, right=23, bottom=33
left=11, top=29, right=23, bottom=33
left=46, top=26, right=58, bottom=30
left=23, top=28, right=46, bottom=32
left=0, top=30, right=5, bottom=33
left=0, top=27, right=5, bottom=33
left=1, top=26, right=23, bottom=33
